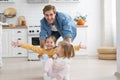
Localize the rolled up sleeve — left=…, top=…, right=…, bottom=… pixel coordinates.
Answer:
left=39, top=22, right=47, bottom=40
left=62, top=18, right=73, bottom=39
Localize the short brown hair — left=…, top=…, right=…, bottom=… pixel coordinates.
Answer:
left=58, top=41, right=75, bottom=58
left=43, top=5, right=56, bottom=14
left=45, top=36, right=56, bottom=44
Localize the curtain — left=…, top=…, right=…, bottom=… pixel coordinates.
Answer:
left=102, top=0, right=116, bottom=47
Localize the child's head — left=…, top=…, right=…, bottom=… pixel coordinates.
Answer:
left=45, top=36, right=56, bottom=49
left=56, top=41, right=75, bottom=58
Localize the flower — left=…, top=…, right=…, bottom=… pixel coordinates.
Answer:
left=74, top=15, right=87, bottom=22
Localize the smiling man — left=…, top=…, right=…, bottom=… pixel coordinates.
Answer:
left=39, top=4, right=77, bottom=48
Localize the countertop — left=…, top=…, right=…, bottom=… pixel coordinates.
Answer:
left=2, top=25, right=27, bottom=29
left=77, top=25, right=88, bottom=28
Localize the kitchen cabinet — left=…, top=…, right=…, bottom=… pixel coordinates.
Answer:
left=0, top=0, right=15, bottom=2
left=2, top=28, right=27, bottom=57
left=72, top=26, right=88, bottom=55
left=57, top=26, right=88, bottom=55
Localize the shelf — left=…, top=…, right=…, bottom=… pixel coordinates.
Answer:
left=0, top=0, right=15, bottom=3
left=52, top=0, right=80, bottom=3
left=77, top=25, right=88, bottom=28
left=0, top=1, right=14, bottom=3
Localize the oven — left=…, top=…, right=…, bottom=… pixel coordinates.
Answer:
left=27, top=26, right=40, bottom=61
left=28, top=34, right=40, bottom=52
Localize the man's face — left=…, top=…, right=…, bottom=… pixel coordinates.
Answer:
left=44, top=10, right=56, bottom=25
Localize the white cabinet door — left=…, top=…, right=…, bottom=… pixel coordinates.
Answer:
left=2, top=28, right=27, bottom=57
left=2, top=29, right=10, bottom=57
left=73, top=28, right=87, bottom=44
left=11, top=29, right=27, bottom=57
left=56, top=27, right=88, bottom=55
left=2, top=29, right=14, bottom=57
left=72, top=27, right=88, bottom=55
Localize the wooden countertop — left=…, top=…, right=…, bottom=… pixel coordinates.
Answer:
left=77, top=25, right=88, bottom=28
left=2, top=25, right=27, bottom=29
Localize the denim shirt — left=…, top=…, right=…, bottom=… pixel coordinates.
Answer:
left=39, top=12, right=77, bottom=42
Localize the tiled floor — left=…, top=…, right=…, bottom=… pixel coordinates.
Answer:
left=0, top=56, right=118, bottom=80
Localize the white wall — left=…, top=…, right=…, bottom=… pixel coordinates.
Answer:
left=116, top=0, right=120, bottom=74
left=0, top=0, right=102, bottom=55
left=0, top=23, right=2, bottom=67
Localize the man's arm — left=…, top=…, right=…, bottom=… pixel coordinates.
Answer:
left=40, top=40, right=45, bottom=48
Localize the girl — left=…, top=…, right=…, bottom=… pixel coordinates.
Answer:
left=12, top=36, right=57, bottom=58
left=12, top=36, right=86, bottom=80
left=43, top=41, right=75, bottom=80
left=12, top=36, right=84, bottom=58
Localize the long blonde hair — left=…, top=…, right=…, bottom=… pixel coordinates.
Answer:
left=58, top=41, right=75, bottom=58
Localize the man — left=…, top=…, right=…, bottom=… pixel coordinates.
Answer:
left=39, top=4, right=77, bottom=48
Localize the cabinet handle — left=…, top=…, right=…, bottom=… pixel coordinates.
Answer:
left=17, top=53, right=22, bottom=55
left=18, top=38, right=21, bottom=40
left=17, top=31, right=21, bottom=33
left=17, top=46, right=20, bottom=47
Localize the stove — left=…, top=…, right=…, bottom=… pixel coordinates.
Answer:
left=28, top=25, right=40, bottom=35
left=27, top=25, right=41, bottom=61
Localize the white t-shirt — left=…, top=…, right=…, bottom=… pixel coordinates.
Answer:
left=53, top=57, right=71, bottom=80
left=51, top=25, right=58, bottom=31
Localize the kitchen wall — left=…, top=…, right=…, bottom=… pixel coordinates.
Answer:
left=0, top=0, right=102, bottom=55
left=0, top=23, right=2, bottom=67
left=116, top=0, right=120, bottom=75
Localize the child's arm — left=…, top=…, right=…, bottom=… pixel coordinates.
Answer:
left=53, top=62, right=64, bottom=70
left=11, top=40, right=44, bottom=55
left=53, top=59, right=68, bottom=71
left=54, top=60, right=70, bottom=80
left=73, top=42, right=86, bottom=51
left=12, top=40, right=21, bottom=47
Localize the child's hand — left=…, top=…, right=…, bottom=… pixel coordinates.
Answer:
left=38, top=54, right=42, bottom=58
left=11, top=40, right=21, bottom=47
left=79, top=42, right=87, bottom=49
left=56, top=74, right=62, bottom=80
left=53, top=54, right=58, bottom=59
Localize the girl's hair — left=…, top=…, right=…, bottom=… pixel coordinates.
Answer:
left=45, top=36, right=56, bottom=43
left=58, top=41, right=75, bottom=58
left=43, top=5, right=56, bottom=14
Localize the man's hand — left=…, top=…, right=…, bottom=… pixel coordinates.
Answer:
left=40, top=40, right=45, bottom=48
left=65, top=37, right=71, bottom=43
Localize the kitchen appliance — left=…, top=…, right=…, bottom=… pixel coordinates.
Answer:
left=27, top=25, right=40, bottom=61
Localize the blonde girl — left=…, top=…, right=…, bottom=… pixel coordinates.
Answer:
left=43, top=41, right=75, bottom=80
